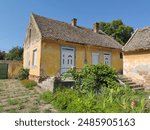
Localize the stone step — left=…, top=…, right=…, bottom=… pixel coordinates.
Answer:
left=133, top=87, right=144, bottom=91
left=130, top=84, right=141, bottom=88
left=0, top=92, right=38, bottom=100
left=0, top=95, right=39, bottom=103
left=120, top=79, right=133, bottom=82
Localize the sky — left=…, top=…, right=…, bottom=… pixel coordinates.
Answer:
left=0, top=0, right=150, bottom=52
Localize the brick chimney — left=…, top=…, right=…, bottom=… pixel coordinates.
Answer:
left=71, top=18, right=77, bottom=26
left=93, top=22, right=99, bottom=33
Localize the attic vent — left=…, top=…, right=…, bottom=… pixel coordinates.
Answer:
left=71, top=18, right=77, bottom=26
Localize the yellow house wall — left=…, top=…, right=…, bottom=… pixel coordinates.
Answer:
left=23, top=40, right=41, bottom=77
left=40, top=39, right=123, bottom=77
left=123, top=50, right=150, bottom=86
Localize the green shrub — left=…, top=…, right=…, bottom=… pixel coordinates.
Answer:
left=41, top=87, right=149, bottom=113
left=18, top=68, right=29, bottom=80
left=21, top=80, right=37, bottom=90
left=40, top=91, right=53, bottom=103
left=63, top=64, right=119, bottom=93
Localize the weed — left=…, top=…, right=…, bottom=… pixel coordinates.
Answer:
left=0, top=105, right=3, bottom=112
left=7, top=99, right=19, bottom=105
left=21, top=80, right=37, bottom=90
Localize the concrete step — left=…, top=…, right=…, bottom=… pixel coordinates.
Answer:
left=133, top=87, right=144, bottom=91
left=130, top=84, right=141, bottom=88
left=0, top=92, right=38, bottom=100
left=0, top=95, right=39, bottom=103
left=120, top=79, right=133, bottom=82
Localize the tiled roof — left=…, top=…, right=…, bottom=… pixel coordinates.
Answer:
left=32, top=13, right=122, bottom=49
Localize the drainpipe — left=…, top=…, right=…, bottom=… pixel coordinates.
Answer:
left=84, top=45, right=88, bottom=64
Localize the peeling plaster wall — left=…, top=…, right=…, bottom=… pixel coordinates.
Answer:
left=123, top=50, right=150, bottom=89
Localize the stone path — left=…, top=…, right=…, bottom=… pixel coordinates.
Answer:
left=0, top=79, right=57, bottom=113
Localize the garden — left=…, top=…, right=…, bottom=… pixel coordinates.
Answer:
left=40, top=64, right=150, bottom=113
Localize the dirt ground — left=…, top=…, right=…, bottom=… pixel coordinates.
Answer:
left=0, top=79, right=57, bottom=113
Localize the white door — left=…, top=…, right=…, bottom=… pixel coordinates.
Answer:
left=61, top=47, right=75, bottom=74
left=104, top=53, right=111, bottom=66
left=92, top=53, right=99, bottom=65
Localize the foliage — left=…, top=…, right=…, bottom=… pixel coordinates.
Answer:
left=21, top=79, right=37, bottom=90
left=7, top=99, right=19, bottom=105
left=0, top=50, right=5, bottom=60
left=5, top=46, right=23, bottom=60
left=41, top=87, right=150, bottom=113
left=99, top=20, right=134, bottom=45
left=18, top=68, right=29, bottom=80
left=0, top=105, right=3, bottom=112
left=40, top=91, right=53, bottom=103
left=63, top=64, right=119, bottom=93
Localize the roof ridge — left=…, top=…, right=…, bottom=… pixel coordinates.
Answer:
left=122, top=29, right=138, bottom=51
left=31, top=13, right=42, bottom=37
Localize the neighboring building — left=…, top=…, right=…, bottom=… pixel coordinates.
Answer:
left=0, top=60, right=22, bottom=79
left=23, top=13, right=123, bottom=82
left=123, top=27, right=150, bottom=90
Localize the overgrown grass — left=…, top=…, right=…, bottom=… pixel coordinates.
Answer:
left=7, top=99, right=19, bottom=105
left=21, top=80, right=37, bottom=90
left=40, top=87, right=150, bottom=113
left=0, top=105, right=3, bottom=112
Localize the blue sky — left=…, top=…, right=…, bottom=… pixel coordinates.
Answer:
left=0, top=0, right=150, bottom=52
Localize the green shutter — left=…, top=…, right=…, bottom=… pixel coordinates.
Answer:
left=0, top=63, right=8, bottom=79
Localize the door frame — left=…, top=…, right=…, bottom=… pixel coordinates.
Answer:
left=60, top=46, right=76, bottom=74
left=103, top=52, right=111, bottom=66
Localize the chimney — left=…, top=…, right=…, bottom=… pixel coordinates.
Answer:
left=93, top=22, right=99, bottom=33
left=71, top=18, right=77, bottom=26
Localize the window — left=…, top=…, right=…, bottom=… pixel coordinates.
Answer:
left=29, top=29, right=31, bottom=43
left=32, top=49, right=37, bottom=66
left=92, top=53, right=100, bottom=65
left=104, top=53, right=111, bottom=66
left=26, top=51, right=30, bottom=68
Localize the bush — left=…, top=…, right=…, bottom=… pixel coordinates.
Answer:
left=41, top=87, right=149, bottom=113
left=18, top=68, right=29, bottom=80
left=63, top=64, right=119, bottom=93
left=21, top=80, right=37, bottom=90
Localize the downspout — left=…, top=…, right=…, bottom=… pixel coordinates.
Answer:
left=84, top=45, right=88, bottom=64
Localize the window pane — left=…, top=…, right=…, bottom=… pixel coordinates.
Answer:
left=32, top=49, right=37, bottom=66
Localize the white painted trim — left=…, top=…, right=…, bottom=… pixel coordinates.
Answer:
left=103, top=52, right=112, bottom=66
left=92, top=52, right=100, bottom=65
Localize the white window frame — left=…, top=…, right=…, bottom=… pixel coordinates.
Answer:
left=26, top=50, right=30, bottom=68
left=103, top=52, right=111, bottom=66
left=32, top=49, right=37, bottom=67
left=92, top=52, right=100, bottom=65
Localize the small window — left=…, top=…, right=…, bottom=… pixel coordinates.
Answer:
left=120, top=52, right=123, bottom=59
left=32, top=49, right=37, bottom=66
left=29, top=29, right=32, bottom=43
left=26, top=51, right=30, bottom=68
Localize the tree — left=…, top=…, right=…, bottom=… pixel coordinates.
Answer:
left=99, top=20, right=134, bottom=45
left=0, top=51, right=5, bottom=60
left=5, top=46, right=23, bottom=60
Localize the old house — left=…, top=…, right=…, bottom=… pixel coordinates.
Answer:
left=123, top=27, right=150, bottom=90
left=23, top=13, right=123, bottom=82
